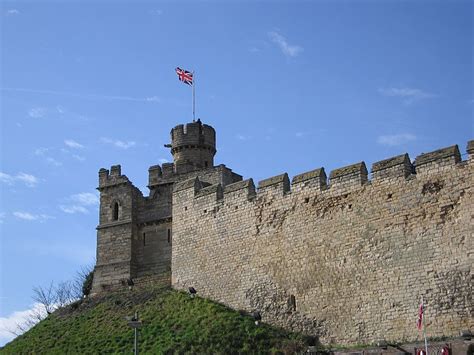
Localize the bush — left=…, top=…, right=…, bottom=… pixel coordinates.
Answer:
left=82, top=270, right=94, bottom=297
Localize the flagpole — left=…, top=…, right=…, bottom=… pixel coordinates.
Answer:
left=422, top=297, right=428, bottom=355
left=192, top=71, right=195, bottom=121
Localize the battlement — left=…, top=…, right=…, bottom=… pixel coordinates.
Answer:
left=224, top=179, right=256, bottom=199
left=291, top=168, right=327, bottom=191
left=258, top=173, right=290, bottom=195
left=414, top=144, right=461, bottom=175
left=168, top=120, right=217, bottom=171
left=172, top=139, right=473, bottom=345
left=173, top=140, right=472, bottom=204
left=98, top=165, right=131, bottom=189
left=148, top=162, right=241, bottom=190
left=171, top=121, right=216, bottom=149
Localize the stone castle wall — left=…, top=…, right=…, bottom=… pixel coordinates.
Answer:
left=92, top=161, right=241, bottom=293
left=171, top=142, right=474, bottom=345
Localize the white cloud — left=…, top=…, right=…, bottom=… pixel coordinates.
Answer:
left=378, top=87, right=437, bottom=104
left=34, top=147, right=49, bottom=156
left=59, top=191, right=99, bottom=214
left=46, top=157, right=62, bottom=166
left=59, top=205, right=89, bottom=214
left=34, top=148, right=62, bottom=166
left=236, top=134, right=251, bottom=141
left=0, top=303, right=46, bottom=346
left=72, top=154, right=85, bottom=162
left=15, top=173, right=39, bottom=187
left=150, top=9, right=163, bottom=15
left=1, top=88, right=161, bottom=103
left=13, top=211, right=54, bottom=221
left=0, top=172, right=14, bottom=185
left=71, top=192, right=99, bottom=206
left=377, top=133, right=417, bottom=146
left=0, top=172, right=39, bottom=187
left=64, top=139, right=84, bottom=149
left=100, top=137, right=136, bottom=149
left=159, top=158, right=168, bottom=164
left=0, top=212, right=5, bottom=224
left=28, top=107, right=46, bottom=118
left=6, top=9, right=20, bottom=15
left=268, top=31, right=303, bottom=58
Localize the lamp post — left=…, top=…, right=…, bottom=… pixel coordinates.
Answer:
left=127, top=311, right=142, bottom=355
left=252, top=311, right=261, bottom=326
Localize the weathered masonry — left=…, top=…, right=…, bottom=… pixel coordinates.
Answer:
left=93, top=120, right=473, bottom=346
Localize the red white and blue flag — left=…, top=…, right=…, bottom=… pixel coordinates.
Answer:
left=175, top=67, right=193, bottom=85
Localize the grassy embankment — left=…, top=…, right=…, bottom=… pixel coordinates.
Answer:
left=1, top=286, right=321, bottom=354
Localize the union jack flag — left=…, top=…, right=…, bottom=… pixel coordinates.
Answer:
left=175, top=67, right=193, bottom=85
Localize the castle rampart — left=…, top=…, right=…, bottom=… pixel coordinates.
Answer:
left=171, top=141, right=473, bottom=345
left=92, top=120, right=472, bottom=346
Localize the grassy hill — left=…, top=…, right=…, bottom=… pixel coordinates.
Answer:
left=1, top=286, right=320, bottom=354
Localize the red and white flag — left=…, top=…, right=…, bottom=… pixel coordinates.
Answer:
left=175, top=67, right=193, bottom=86
left=416, top=300, right=424, bottom=330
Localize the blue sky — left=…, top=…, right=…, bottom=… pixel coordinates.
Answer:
left=0, top=0, right=472, bottom=345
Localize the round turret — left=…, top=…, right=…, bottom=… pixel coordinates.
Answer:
left=170, top=119, right=216, bottom=172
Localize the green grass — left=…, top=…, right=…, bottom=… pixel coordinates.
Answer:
left=1, top=287, right=320, bottom=354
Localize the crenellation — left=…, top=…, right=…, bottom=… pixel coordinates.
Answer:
left=162, top=163, right=175, bottom=177
left=291, top=167, right=327, bottom=191
left=92, top=120, right=473, bottom=348
left=258, top=173, right=290, bottom=195
left=329, top=161, right=368, bottom=190
left=99, top=168, right=109, bottom=186
left=414, top=145, right=461, bottom=175
left=148, top=165, right=162, bottom=187
left=195, top=183, right=223, bottom=200
left=110, top=164, right=121, bottom=176
left=173, top=176, right=202, bottom=193
left=98, top=164, right=132, bottom=189
left=466, top=140, right=474, bottom=161
left=224, top=179, right=256, bottom=199
left=371, top=154, right=413, bottom=182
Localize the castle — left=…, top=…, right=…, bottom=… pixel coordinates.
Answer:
left=92, top=120, right=473, bottom=346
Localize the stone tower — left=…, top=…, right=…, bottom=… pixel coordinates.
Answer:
left=92, top=120, right=241, bottom=294
left=169, top=119, right=216, bottom=174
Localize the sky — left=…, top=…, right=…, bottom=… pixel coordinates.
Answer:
left=0, top=0, right=472, bottom=346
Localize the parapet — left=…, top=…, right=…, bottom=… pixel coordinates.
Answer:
left=329, top=162, right=368, bottom=190
left=414, top=145, right=461, bottom=175
left=371, top=154, right=413, bottom=182
left=258, top=173, right=290, bottom=195
left=98, top=165, right=131, bottom=189
left=468, top=140, right=474, bottom=160
left=292, top=168, right=327, bottom=191
left=195, top=184, right=223, bottom=201
left=171, top=121, right=216, bottom=151
left=162, top=163, right=175, bottom=178
left=174, top=177, right=202, bottom=193
left=148, top=165, right=162, bottom=186
left=224, top=179, right=256, bottom=199
left=170, top=140, right=472, bottom=217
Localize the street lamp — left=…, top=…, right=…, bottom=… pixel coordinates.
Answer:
left=126, top=311, right=142, bottom=355
left=252, top=311, right=261, bottom=326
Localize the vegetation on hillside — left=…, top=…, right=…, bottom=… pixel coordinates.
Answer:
left=1, top=286, right=322, bottom=354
